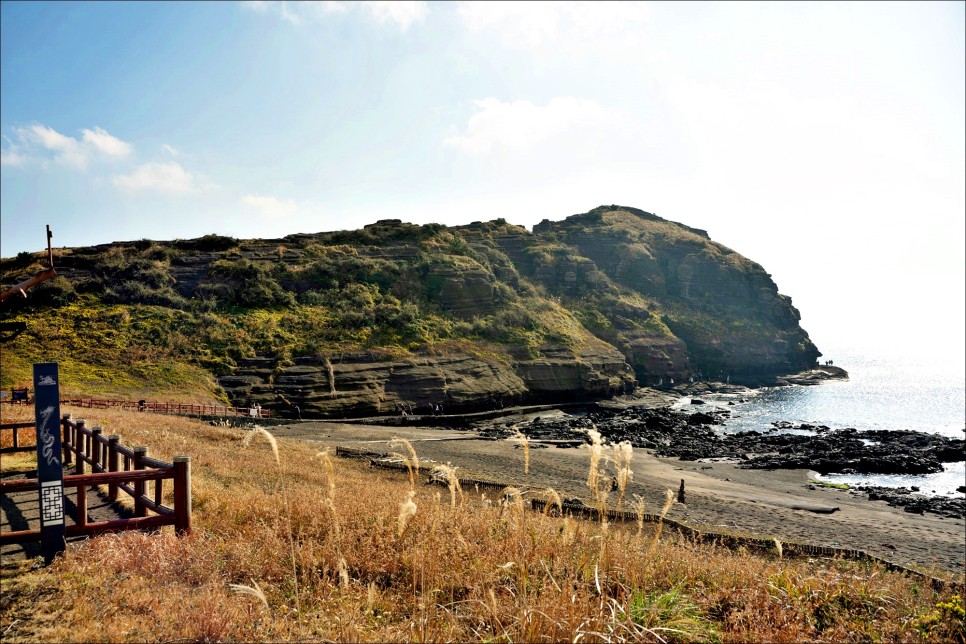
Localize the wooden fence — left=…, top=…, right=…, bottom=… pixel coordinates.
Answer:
left=62, top=397, right=271, bottom=419
left=0, top=416, right=191, bottom=544
left=0, top=421, right=35, bottom=452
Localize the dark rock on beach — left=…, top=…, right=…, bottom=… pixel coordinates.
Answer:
left=470, top=403, right=965, bottom=518
left=857, top=485, right=966, bottom=519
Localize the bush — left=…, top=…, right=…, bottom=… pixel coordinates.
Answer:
left=102, top=281, right=189, bottom=309
left=174, top=234, right=238, bottom=252
left=205, top=259, right=294, bottom=308
left=27, top=276, right=76, bottom=308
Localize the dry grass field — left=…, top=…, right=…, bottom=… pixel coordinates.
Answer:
left=1, top=404, right=964, bottom=642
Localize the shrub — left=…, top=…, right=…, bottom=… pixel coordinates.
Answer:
left=174, top=234, right=239, bottom=252
left=205, top=259, right=294, bottom=308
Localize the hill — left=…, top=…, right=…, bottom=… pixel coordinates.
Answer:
left=0, top=205, right=820, bottom=416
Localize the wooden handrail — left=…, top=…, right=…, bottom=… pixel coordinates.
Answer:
left=60, top=396, right=272, bottom=418
left=0, top=422, right=37, bottom=453
left=1, top=469, right=174, bottom=492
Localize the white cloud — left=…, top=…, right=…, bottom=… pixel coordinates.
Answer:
left=112, top=162, right=199, bottom=194
left=242, top=0, right=425, bottom=30
left=81, top=126, right=133, bottom=158
left=21, top=124, right=88, bottom=169
left=242, top=194, right=299, bottom=218
left=161, top=143, right=180, bottom=157
left=0, top=136, right=26, bottom=166
left=310, top=1, right=348, bottom=16
left=364, top=2, right=427, bottom=31
left=0, top=149, right=26, bottom=166
left=458, top=1, right=650, bottom=50
left=444, top=96, right=643, bottom=156
left=8, top=123, right=133, bottom=169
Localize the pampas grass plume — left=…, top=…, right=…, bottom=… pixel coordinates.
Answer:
left=315, top=449, right=336, bottom=499
left=612, top=441, right=633, bottom=507
left=229, top=579, right=269, bottom=610
left=512, top=430, right=531, bottom=475
left=398, top=490, right=417, bottom=537
left=648, top=489, right=677, bottom=556
left=434, top=463, right=462, bottom=509
left=391, top=451, right=416, bottom=489
left=391, top=437, right=420, bottom=475
left=586, top=427, right=604, bottom=492
left=244, top=426, right=279, bottom=466
left=502, top=486, right=525, bottom=518
left=543, top=487, right=563, bottom=516
left=338, top=556, right=350, bottom=588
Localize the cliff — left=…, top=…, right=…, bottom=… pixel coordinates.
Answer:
left=0, top=206, right=821, bottom=416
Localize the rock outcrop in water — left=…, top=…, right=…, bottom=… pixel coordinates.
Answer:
left=1, top=205, right=828, bottom=417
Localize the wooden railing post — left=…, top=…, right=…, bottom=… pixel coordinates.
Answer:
left=133, top=446, right=147, bottom=517
left=61, top=415, right=72, bottom=466
left=107, top=435, right=120, bottom=501
left=75, top=420, right=86, bottom=474
left=173, top=456, right=191, bottom=535
left=91, top=427, right=103, bottom=473
left=76, top=481, right=88, bottom=529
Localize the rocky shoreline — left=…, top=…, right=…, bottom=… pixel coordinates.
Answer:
left=469, top=400, right=966, bottom=519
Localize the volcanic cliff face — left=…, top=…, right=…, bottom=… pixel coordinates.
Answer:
left=526, top=207, right=818, bottom=381
left=0, top=205, right=821, bottom=417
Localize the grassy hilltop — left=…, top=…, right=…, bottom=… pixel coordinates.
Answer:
left=0, top=206, right=819, bottom=413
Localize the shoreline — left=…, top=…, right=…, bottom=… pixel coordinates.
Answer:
left=271, top=419, right=966, bottom=576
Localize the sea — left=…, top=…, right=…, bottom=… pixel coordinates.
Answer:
left=674, top=344, right=966, bottom=497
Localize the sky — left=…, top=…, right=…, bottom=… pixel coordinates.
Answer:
left=1, top=1, right=964, bottom=363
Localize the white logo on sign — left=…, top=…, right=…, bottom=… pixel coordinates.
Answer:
left=37, top=375, right=57, bottom=386
left=38, top=405, right=61, bottom=467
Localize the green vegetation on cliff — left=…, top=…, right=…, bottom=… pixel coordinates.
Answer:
left=0, top=206, right=820, bottom=414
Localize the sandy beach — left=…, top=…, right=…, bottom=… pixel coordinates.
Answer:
left=272, top=414, right=966, bottom=577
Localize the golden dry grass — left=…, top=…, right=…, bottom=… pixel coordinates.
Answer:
left=0, top=405, right=964, bottom=642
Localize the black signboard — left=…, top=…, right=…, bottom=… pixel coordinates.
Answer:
left=34, top=362, right=65, bottom=563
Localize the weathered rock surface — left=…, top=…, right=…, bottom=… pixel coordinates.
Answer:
left=220, top=343, right=635, bottom=418
left=528, top=207, right=821, bottom=383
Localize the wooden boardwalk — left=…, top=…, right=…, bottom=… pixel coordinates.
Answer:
left=1, top=466, right=134, bottom=563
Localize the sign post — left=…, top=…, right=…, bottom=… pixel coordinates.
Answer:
left=34, top=362, right=66, bottom=563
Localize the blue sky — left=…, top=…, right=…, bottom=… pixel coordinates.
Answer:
left=2, top=1, right=964, bottom=359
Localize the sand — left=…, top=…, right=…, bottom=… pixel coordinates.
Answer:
left=271, top=419, right=966, bottom=577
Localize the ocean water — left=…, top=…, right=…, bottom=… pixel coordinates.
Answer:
left=678, top=345, right=966, bottom=496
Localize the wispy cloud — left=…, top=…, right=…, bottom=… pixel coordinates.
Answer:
left=81, top=126, right=133, bottom=159
left=458, top=1, right=650, bottom=50
left=243, top=0, right=426, bottom=31
left=112, top=161, right=200, bottom=194
left=444, top=96, right=643, bottom=156
left=0, top=135, right=27, bottom=167
left=6, top=123, right=132, bottom=170
left=364, top=2, right=427, bottom=31
left=242, top=194, right=299, bottom=218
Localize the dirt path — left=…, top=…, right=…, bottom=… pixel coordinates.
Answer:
left=272, top=420, right=966, bottom=576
